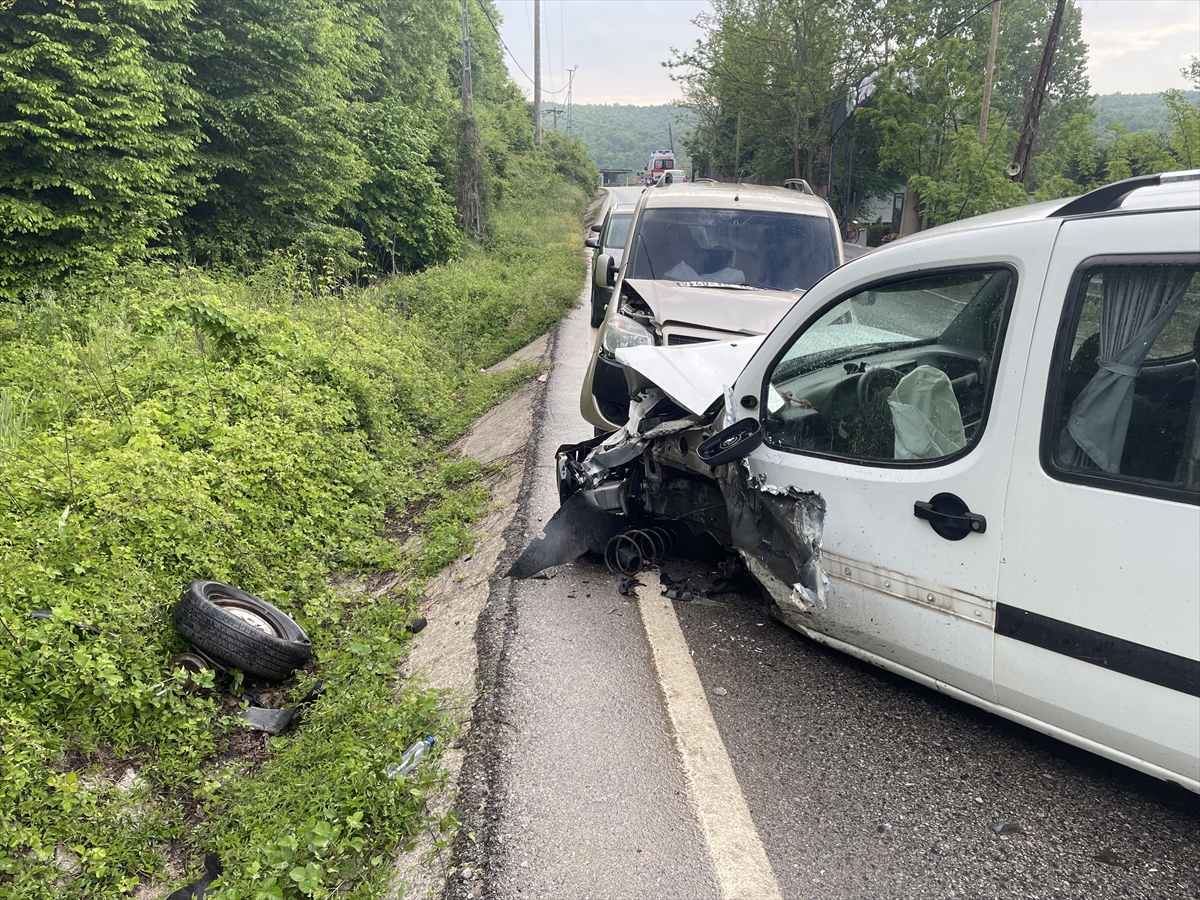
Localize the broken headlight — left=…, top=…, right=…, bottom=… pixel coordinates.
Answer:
left=599, top=313, right=654, bottom=355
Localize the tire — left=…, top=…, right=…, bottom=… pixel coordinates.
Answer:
left=172, top=580, right=312, bottom=681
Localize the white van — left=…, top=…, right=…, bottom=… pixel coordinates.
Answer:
left=540, top=171, right=1200, bottom=791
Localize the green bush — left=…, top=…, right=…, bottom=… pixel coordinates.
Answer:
left=0, top=164, right=589, bottom=897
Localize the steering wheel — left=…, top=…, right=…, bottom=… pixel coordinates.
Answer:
left=856, top=366, right=904, bottom=408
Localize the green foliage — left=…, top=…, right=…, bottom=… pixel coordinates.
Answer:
left=338, top=103, right=461, bottom=275
left=0, top=0, right=549, bottom=290
left=1092, top=90, right=1200, bottom=137
left=0, top=164, right=587, bottom=897
left=672, top=0, right=1098, bottom=224
left=0, top=0, right=200, bottom=298
left=181, top=0, right=370, bottom=262
left=540, top=131, right=600, bottom=195
left=567, top=104, right=694, bottom=172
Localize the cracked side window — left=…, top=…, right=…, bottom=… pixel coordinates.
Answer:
left=764, top=268, right=1013, bottom=463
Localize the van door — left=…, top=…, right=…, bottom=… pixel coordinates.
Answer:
left=995, top=212, right=1200, bottom=788
left=728, top=222, right=1058, bottom=702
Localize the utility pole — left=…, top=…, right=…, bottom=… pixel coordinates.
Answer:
left=545, top=108, right=563, bottom=130
left=458, top=0, right=482, bottom=236
left=979, top=0, right=1001, bottom=147
left=1009, top=0, right=1066, bottom=182
left=460, top=0, right=473, bottom=116
left=567, top=65, right=578, bottom=134
left=533, top=0, right=542, bottom=147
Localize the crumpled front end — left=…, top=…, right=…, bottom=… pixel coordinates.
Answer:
left=510, top=378, right=829, bottom=616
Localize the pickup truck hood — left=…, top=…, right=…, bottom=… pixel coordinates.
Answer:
left=616, top=336, right=764, bottom=416
left=626, top=278, right=801, bottom=336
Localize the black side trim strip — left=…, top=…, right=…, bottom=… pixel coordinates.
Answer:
left=996, top=604, right=1200, bottom=697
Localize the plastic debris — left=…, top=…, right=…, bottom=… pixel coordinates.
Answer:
left=165, top=853, right=222, bottom=900
left=992, top=822, right=1023, bottom=836
left=662, top=584, right=694, bottom=601
left=241, top=707, right=296, bottom=734
left=240, top=681, right=323, bottom=734
left=407, top=616, right=428, bottom=635
left=617, top=576, right=644, bottom=596
left=30, top=608, right=100, bottom=635
left=387, top=736, right=436, bottom=779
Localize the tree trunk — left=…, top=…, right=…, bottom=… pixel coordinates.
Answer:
left=899, top=184, right=922, bottom=235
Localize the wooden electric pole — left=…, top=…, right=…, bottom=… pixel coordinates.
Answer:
left=1009, top=0, right=1066, bottom=182
left=533, top=0, right=542, bottom=146
left=458, top=0, right=482, bottom=236
left=979, top=0, right=1001, bottom=147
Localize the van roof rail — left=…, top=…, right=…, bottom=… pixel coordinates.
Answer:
left=1050, top=170, right=1200, bottom=218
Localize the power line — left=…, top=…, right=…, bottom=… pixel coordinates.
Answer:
left=475, top=0, right=566, bottom=93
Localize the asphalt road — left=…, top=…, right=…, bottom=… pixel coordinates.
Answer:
left=668, top=558, right=1200, bottom=899
left=448, top=188, right=1200, bottom=900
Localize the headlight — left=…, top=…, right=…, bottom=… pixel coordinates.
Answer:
left=599, top=313, right=655, bottom=355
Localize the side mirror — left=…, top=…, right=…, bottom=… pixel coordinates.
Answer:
left=594, top=254, right=616, bottom=289
left=585, top=236, right=599, bottom=249
left=590, top=223, right=602, bottom=233
left=697, top=418, right=762, bottom=467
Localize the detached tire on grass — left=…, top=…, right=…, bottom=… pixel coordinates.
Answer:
left=172, top=581, right=312, bottom=681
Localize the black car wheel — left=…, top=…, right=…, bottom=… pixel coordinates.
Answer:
left=172, top=581, right=312, bottom=681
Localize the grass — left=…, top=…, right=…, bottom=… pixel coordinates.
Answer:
left=0, top=165, right=588, bottom=898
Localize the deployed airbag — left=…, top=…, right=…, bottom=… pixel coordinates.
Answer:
left=887, top=365, right=967, bottom=460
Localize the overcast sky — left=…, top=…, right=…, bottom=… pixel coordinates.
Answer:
left=491, top=0, right=1200, bottom=105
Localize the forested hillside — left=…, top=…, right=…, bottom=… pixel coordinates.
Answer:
left=568, top=104, right=695, bottom=171
left=1094, top=91, right=1200, bottom=137
left=0, top=1, right=594, bottom=897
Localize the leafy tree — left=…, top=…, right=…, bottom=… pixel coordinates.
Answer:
left=339, top=103, right=460, bottom=275
left=540, top=130, right=598, bottom=195
left=0, top=0, right=199, bottom=298
left=1161, top=57, right=1200, bottom=168
left=180, top=0, right=369, bottom=266
left=670, top=0, right=892, bottom=185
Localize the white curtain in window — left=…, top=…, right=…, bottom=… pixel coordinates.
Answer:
left=1060, top=267, right=1193, bottom=474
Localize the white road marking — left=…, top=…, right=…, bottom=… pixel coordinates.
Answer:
left=637, top=587, right=784, bottom=900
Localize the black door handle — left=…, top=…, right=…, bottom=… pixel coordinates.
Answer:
left=914, top=492, right=986, bottom=541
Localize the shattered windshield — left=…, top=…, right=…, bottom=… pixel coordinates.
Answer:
left=774, top=270, right=1011, bottom=379
left=627, top=207, right=838, bottom=292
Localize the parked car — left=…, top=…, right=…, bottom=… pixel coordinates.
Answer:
left=526, top=170, right=1200, bottom=792
left=583, top=180, right=842, bottom=430
left=651, top=168, right=689, bottom=185
left=586, top=203, right=636, bottom=327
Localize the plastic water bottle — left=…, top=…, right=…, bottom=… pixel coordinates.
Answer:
left=386, top=736, right=435, bottom=778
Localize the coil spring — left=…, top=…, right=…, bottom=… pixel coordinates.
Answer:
left=604, top=526, right=675, bottom=575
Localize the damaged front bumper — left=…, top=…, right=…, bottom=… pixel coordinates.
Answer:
left=510, top=385, right=830, bottom=617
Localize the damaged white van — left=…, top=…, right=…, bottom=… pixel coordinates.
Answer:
left=515, top=171, right=1200, bottom=792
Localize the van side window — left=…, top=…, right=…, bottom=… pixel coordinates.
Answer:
left=763, top=267, right=1013, bottom=464
left=1047, top=261, right=1200, bottom=498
